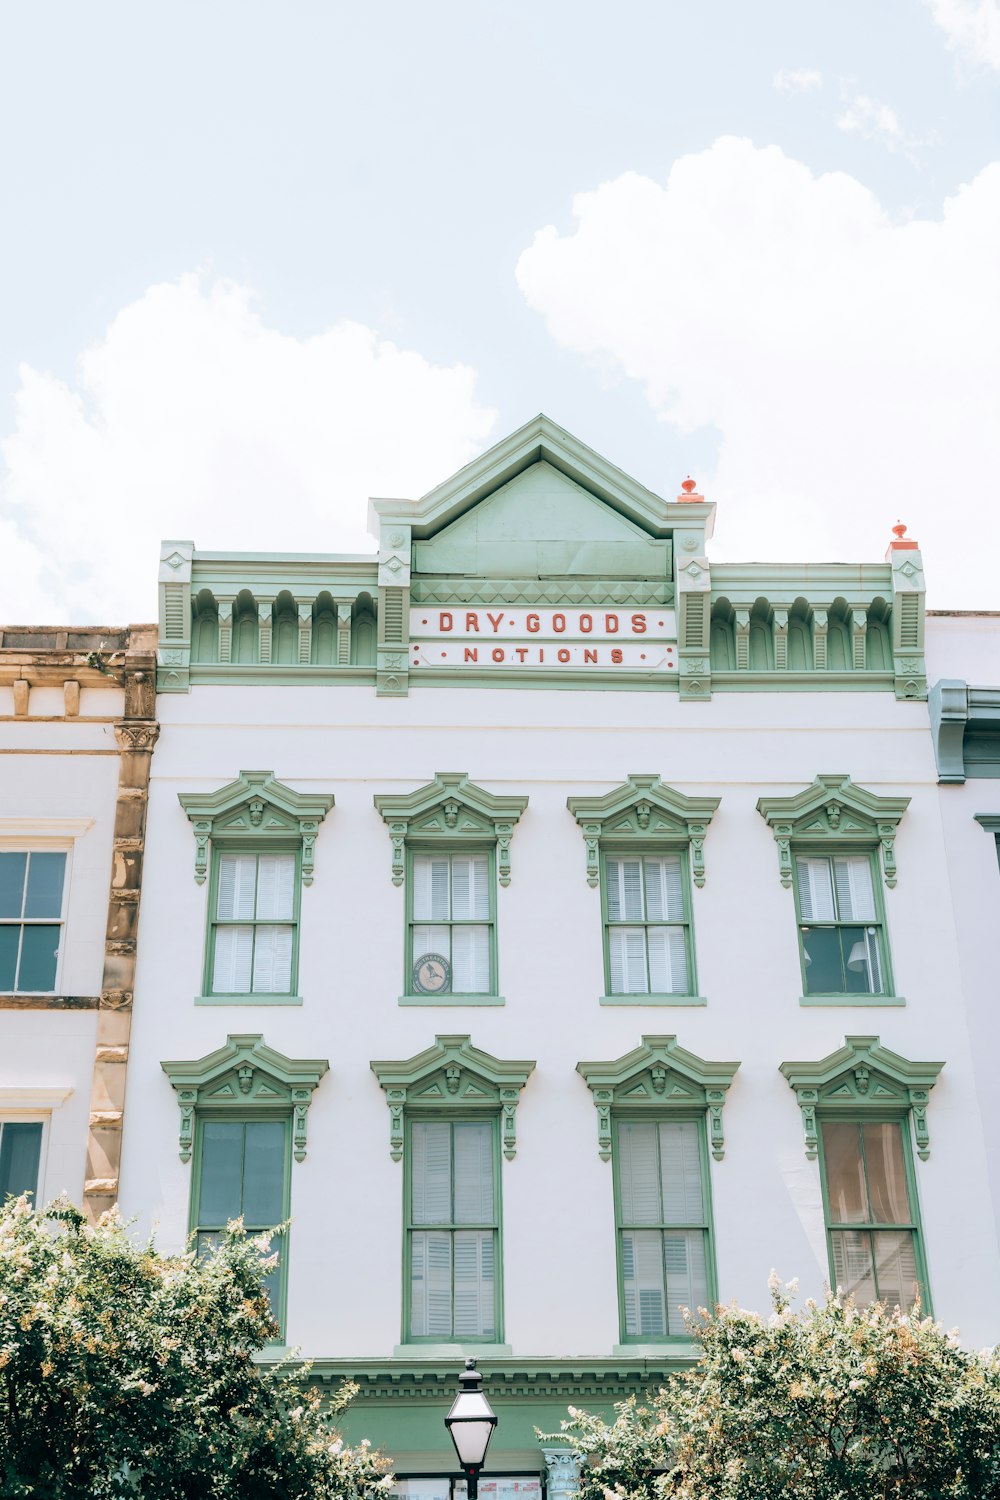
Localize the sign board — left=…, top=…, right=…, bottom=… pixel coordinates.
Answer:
left=409, top=607, right=677, bottom=673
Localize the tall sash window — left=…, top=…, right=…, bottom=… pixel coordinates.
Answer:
left=0, top=1121, right=43, bottom=1203
left=410, top=853, right=493, bottom=996
left=604, top=853, right=691, bottom=996
left=193, top=1117, right=289, bottom=1325
left=407, top=1118, right=499, bottom=1341
left=795, top=853, right=886, bottom=996
left=210, top=851, right=298, bottom=996
left=819, top=1119, right=925, bottom=1309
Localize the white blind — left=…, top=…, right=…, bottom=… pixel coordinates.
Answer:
left=453, top=1230, right=495, bottom=1338
left=451, top=855, right=489, bottom=920
left=255, top=854, right=295, bottom=920
left=833, top=856, right=876, bottom=921
left=451, top=925, right=490, bottom=993
left=453, top=1121, right=494, bottom=1224
left=251, top=924, right=293, bottom=993
left=647, top=927, right=689, bottom=994
left=618, top=1122, right=661, bottom=1224
left=411, top=1120, right=451, bottom=1224
left=659, top=1121, right=704, bottom=1222
left=663, top=1230, right=708, bottom=1331
left=212, top=926, right=253, bottom=993
left=607, top=858, right=644, bottom=922
left=413, top=856, right=451, bottom=921
left=643, top=856, right=684, bottom=921
left=609, top=928, right=649, bottom=993
left=217, top=854, right=257, bottom=920
left=410, top=1231, right=452, bottom=1336
left=796, top=857, right=837, bottom=921
left=621, top=1230, right=666, bottom=1337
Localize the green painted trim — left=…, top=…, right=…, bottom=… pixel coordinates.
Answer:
left=161, top=1033, right=329, bottom=1163
left=611, top=1341, right=701, bottom=1359
left=974, top=814, right=1000, bottom=834
left=576, top=1035, right=740, bottom=1162
left=178, top=770, right=334, bottom=885
left=187, top=666, right=378, bottom=686
left=612, top=1110, right=718, bottom=1344
left=779, top=1035, right=944, bottom=1161
left=392, top=1344, right=513, bottom=1358
left=399, top=994, right=505, bottom=1007
left=815, top=1115, right=932, bottom=1316
left=404, top=845, right=499, bottom=1001
left=711, top=562, right=893, bottom=594
left=600, top=994, right=707, bottom=1006
left=410, top=578, right=673, bottom=607
left=371, top=1034, right=536, bottom=1163
left=757, top=774, right=909, bottom=889
left=709, top=673, right=894, bottom=692
left=194, top=993, right=305, bottom=1006
left=402, top=1113, right=504, bottom=1345
left=375, top=773, right=528, bottom=887
left=799, top=994, right=905, bottom=1007
left=189, top=1110, right=292, bottom=1339
left=567, top=774, right=720, bottom=887
left=408, top=669, right=679, bottom=691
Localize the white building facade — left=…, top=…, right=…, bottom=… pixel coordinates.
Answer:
left=108, top=417, right=998, bottom=1487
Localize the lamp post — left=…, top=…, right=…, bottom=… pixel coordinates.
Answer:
left=444, top=1359, right=497, bottom=1500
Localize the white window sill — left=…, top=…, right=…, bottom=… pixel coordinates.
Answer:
left=398, top=993, right=505, bottom=1007
left=799, top=994, right=905, bottom=1007
left=611, top=1342, right=701, bottom=1360
left=600, top=994, right=707, bottom=1007
left=194, top=993, right=304, bottom=1006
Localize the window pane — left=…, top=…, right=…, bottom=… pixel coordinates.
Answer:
left=863, top=1123, right=911, bottom=1223
left=413, top=857, right=451, bottom=921
left=796, top=857, right=836, bottom=921
left=842, top=927, right=880, bottom=994
left=659, top=1121, right=704, bottom=1223
left=410, top=1230, right=452, bottom=1337
left=217, top=854, right=257, bottom=921
left=17, top=926, right=60, bottom=991
left=412, top=925, right=451, bottom=975
left=622, top=1229, right=666, bottom=1336
left=255, top=854, right=295, bottom=920
left=453, top=1122, right=493, bottom=1224
left=801, top=925, right=844, bottom=993
left=213, top=926, right=254, bottom=993
left=0, top=853, right=27, bottom=918
left=251, top=925, right=293, bottom=993
left=24, top=853, right=66, bottom=919
left=834, top=857, right=876, bottom=922
left=0, top=927, right=19, bottom=990
left=822, top=1122, right=869, bottom=1223
left=0, top=1122, right=43, bottom=1201
left=830, top=1229, right=877, bottom=1305
left=664, top=1230, right=707, bottom=1331
left=618, top=1122, right=661, bottom=1224
left=454, top=1230, right=495, bottom=1338
left=411, top=1121, right=452, bottom=1225
left=647, top=926, right=689, bottom=995
left=197, top=1122, right=245, bottom=1225
left=610, top=927, right=649, bottom=994
left=452, top=856, right=489, bottom=920
left=644, top=857, right=684, bottom=922
left=241, top=1121, right=286, bottom=1225
left=451, top=925, right=490, bottom=993
left=872, top=1229, right=919, bottom=1309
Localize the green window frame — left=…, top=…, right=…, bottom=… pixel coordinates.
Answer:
left=190, top=1112, right=292, bottom=1337
left=205, top=846, right=301, bottom=1001
left=793, top=850, right=893, bottom=999
left=0, top=1120, right=44, bottom=1203
left=613, top=1113, right=716, bottom=1342
left=601, top=848, right=696, bottom=999
left=0, top=851, right=67, bottom=995
left=817, top=1116, right=929, bottom=1313
left=404, top=1114, right=502, bottom=1343
left=406, top=848, right=497, bottom=1000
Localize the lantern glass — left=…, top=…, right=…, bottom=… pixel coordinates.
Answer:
left=445, top=1372, right=497, bottom=1470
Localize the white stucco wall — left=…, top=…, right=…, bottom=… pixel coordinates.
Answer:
left=118, top=679, right=1000, bottom=1354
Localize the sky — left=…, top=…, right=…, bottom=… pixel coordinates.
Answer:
left=1, top=0, right=998, bottom=621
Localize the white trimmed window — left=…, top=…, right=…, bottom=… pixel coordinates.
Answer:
left=605, top=853, right=691, bottom=996
left=410, top=853, right=493, bottom=996
left=407, top=1118, right=498, bottom=1340
left=0, top=1120, right=43, bottom=1202
left=210, top=851, right=297, bottom=996
left=795, top=853, right=885, bottom=996
left=0, top=851, right=67, bottom=994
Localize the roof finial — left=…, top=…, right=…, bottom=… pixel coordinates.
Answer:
left=677, top=476, right=703, bottom=503
left=887, top=520, right=918, bottom=551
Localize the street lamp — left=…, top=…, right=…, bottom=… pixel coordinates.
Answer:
left=444, top=1358, right=497, bottom=1500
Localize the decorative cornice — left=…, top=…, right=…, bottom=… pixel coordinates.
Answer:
left=371, top=1034, right=535, bottom=1162
left=374, top=773, right=528, bottom=887
left=161, top=1034, right=329, bottom=1163
left=114, top=720, right=160, bottom=752
left=756, top=774, right=910, bottom=888
left=410, top=578, right=673, bottom=607
left=567, top=774, right=720, bottom=888
left=178, top=770, right=334, bottom=885
left=302, top=1355, right=698, bottom=1400
left=779, top=1035, right=944, bottom=1161
left=576, top=1035, right=739, bottom=1162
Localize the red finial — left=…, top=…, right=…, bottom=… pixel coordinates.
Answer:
left=887, top=520, right=918, bottom=551
left=677, top=476, right=703, bottom=503
left=681, top=477, right=696, bottom=493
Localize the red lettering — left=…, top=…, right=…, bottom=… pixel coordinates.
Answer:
left=492, top=647, right=505, bottom=663
left=465, top=612, right=480, bottom=632
left=611, top=648, right=623, bottom=664
left=464, top=647, right=478, bottom=662
left=515, top=647, right=528, bottom=662
left=486, top=612, right=504, bottom=633
left=579, top=613, right=593, bottom=633
left=538, top=648, right=545, bottom=662
left=605, top=613, right=620, bottom=634
left=584, top=649, right=598, bottom=664
left=440, top=612, right=453, bottom=632
left=552, top=612, right=567, bottom=633
left=631, top=613, right=647, bottom=635
left=527, top=613, right=541, bottom=633
left=557, top=647, right=571, bottom=663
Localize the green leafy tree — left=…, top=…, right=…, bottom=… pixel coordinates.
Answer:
left=0, top=1193, right=394, bottom=1499
left=546, top=1276, right=1000, bottom=1500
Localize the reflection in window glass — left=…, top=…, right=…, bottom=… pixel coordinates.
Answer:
left=0, top=852, right=66, bottom=992
left=820, top=1120, right=922, bottom=1309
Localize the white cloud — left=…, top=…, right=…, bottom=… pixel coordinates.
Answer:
left=773, top=68, right=823, bottom=94
left=516, top=138, right=1000, bottom=607
left=836, top=93, right=903, bottom=143
left=925, top=0, right=1000, bottom=70
left=0, top=275, right=497, bottom=623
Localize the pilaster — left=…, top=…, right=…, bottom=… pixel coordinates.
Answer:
left=257, top=596, right=276, bottom=664
left=377, top=523, right=412, bottom=695
left=332, top=593, right=357, bottom=667
left=297, top=603, right=313, bottom=664
left=886, top=525, right=926, bottom=700
left=217, top=596, right=235, bottom=664
left=669, top=483, right=714, bottom=702
left=156, top=541, right=194, bottom=692
left=813, top=609, right=828, bottom=669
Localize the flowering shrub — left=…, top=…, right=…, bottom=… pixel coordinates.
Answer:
left=0, top=1194, right=394, bottom=1499
left=545, top=1276, right=1000, bottom=1499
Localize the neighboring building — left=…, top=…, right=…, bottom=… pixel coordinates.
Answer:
left=0, top=623, right=158, bottom=1221
left=47, top=414, right=999, bottom=1494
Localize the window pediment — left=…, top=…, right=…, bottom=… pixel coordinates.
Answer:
left=567, top=774, right=720, bottom=888
left=757, top=774, right=909, bottom=888
left=374, top=773, right=528, bottom=887
left=779, top=1035, right=943, bottom=1161
left=576, top=1035, right=739, bottom=1162
left=178, top=770, right=334, bottom=885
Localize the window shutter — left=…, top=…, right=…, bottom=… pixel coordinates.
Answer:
left=834, top=856, right=876, bottom=921
left=451, top=855, right=489, bottom=920
left=618, top=1122, right=661, bottom=1224
left=241, top=1120, right=286, bottom=1225
left=217, top=854, right=257, bottom=921
left=256, top=854, right=295, bottom=920
left=871, top=1229, right=918, bottom=1309
left=252, top=924, right=293, bottom=993
left=796, top=857, right=836, bottom=921
left=197, top=1121, right=245, bottom=1225
left=411, top=1121, right=451, bottom=1224
left=213, top=925, right=253, bottom=993
left=453, top=1230, right=495, bottom=1338
left=658, top=1121, right=704, bottom=1222
left=410, top=1231, right=452, bottom=1337
left=663, top=1230, right=707, bottom=1332
left=647, top=926, right=689, bottom=994
left=644, top=856, right=684, bottom=921
left=451, top=925, right=490, bottom=993
left=453, top=1121, right=493, bottom=1224
left=621, top=1229, right=666, bottom=1336
left=413, top=856, right=451, bottom=921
